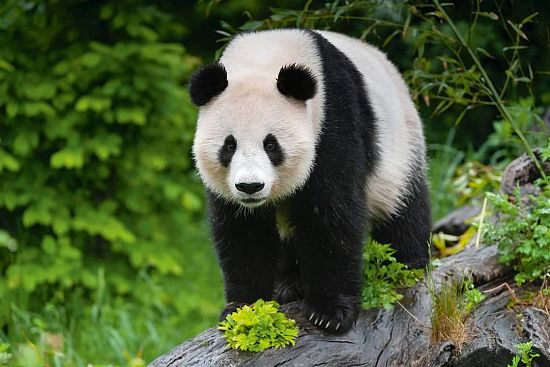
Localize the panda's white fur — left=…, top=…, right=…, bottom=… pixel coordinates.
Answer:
left=317, top=31, right=426, bottom=218
left=193, top=29, right=424, bottom=218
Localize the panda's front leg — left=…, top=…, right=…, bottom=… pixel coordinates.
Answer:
left=292, top=190, right=367, bottom=334
left=207, top=193, right=281, bottom=320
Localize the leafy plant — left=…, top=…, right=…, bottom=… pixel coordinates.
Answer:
left=0, top=343, right=11, bottom=367
left=218, top=300, right=299, bottom=352
left=478, top=99, right=549, bottom=167
left=362, top=240, right=424, bottom=310
left=507, top=341, right=540, bottom=367
left=484, top=178, right=550, bottom=284
left=430, top=277, right=486, bottom=349
left=0, top=0, right=223, bottom=364
left=463, top=278, right=487, bottom=314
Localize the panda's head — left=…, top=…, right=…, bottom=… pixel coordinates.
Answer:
left=190, top=63, right=318, bottom=208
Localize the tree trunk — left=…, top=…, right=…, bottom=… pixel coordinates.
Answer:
left=149, top=244, right=550, bottom=367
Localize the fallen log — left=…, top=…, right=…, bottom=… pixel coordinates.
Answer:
left=149, top=244, right=550, bottom=367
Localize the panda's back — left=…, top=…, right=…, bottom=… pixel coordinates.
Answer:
left=316, top=31, right=425, bottom=218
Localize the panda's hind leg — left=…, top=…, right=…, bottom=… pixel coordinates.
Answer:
left=371, top=171, right=431, bottom=269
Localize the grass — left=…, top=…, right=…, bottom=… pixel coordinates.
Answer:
left=429, top=277, right=486, bottom=350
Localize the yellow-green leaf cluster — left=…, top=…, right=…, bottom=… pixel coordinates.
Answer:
left=218, top=300, right=299, bottom=352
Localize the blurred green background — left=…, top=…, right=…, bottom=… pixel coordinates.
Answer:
left=0, top=0, right=548, bottom=366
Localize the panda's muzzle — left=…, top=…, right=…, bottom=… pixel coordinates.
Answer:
left=240, top=198, right=265, bottom=204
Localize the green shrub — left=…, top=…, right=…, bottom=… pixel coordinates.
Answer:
left=218, top=300, right=299, bottom=352
left=484, top=145, right=550, bottom=284
left=362, top=241, right=424, bottom=310
left=0, top=0, right=225, bottom=364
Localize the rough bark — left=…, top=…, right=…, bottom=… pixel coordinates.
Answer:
left=149, top=244, right=550, bottom=367
left=432, top=205, right=481, bottom=236
left=500, top=150, right=550, bottom=197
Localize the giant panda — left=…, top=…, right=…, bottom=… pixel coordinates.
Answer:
left=189, top=29, right=431, bottom=334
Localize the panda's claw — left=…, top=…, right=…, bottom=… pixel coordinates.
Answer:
left=303, top=294, right=358, bottom=333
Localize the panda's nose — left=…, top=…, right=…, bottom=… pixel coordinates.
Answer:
left=235, top=182, right=265, bottom=194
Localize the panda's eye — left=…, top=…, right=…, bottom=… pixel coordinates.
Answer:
left=263, top=134, right=284, bottom=166
left=223, top=135, right=237, bottom=152
left=226, top=142, right=236, bottom=152
left=219, top=135, right=237, bottom=167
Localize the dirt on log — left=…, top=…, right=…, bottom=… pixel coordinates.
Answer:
left=149, top=243, right=550, bottom=367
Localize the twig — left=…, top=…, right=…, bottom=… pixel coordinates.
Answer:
left=475, top=196, right=488, bottom=248
left=396, top=300, right=430, bottom=329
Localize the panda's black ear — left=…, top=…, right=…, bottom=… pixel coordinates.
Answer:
left=189, top=63, right=228, bottom=106
left=277, top=64, right=317, bottom=101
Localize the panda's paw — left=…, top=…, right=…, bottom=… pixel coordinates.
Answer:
left=218, top=301, right=245, bottom=322
left=274, top=279, right=303, bottom=304
left=303, top=294, right=359, bottom=334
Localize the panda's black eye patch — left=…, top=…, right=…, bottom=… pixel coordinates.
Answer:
left=219, top=135, right=237, bottom=167
left=263, top=134, right=284, bottom=166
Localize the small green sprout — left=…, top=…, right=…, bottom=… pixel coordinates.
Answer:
left=463, top=278, right=487, bottom=314
left=218, top=299, right=299, bottom=352
left=507, top=341, right=540, bottom=367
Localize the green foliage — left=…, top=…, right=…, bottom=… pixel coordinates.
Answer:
left=463, top=278, right=487, bottom=314
left=218, top=300, right=299, bottom=352
left=507, top=341, right=540, bottom=367
left=362, top=241, right=423, bottom=309
left=0, top=343, right=11, bottom=367
left=484, top=169, right=550, bottom=284
left=0, top=0, right=223, bottom=364
left=479, top=99, right=549, bottom=166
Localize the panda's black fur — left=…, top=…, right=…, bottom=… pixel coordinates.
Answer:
left=190, top=30, right=431, bottom=334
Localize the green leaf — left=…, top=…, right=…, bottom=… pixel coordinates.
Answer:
left=75, top=95, right=112, bottom=112
left=13, top=130, right=40, bottom=156
left=23, top=101, right=56, bottom=117
left=23, top=82, right=57, bottom=100
left=50, top=148, right=85, bottom=169
left=0, top=230, right=18, bottom=252
left=0, top=58, right=15, bottom=72
left=80, top=52, right=102, bottom=68
left=115, top=107, right=147, bottom=125
left=0, top=148, right=20, bottom=172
